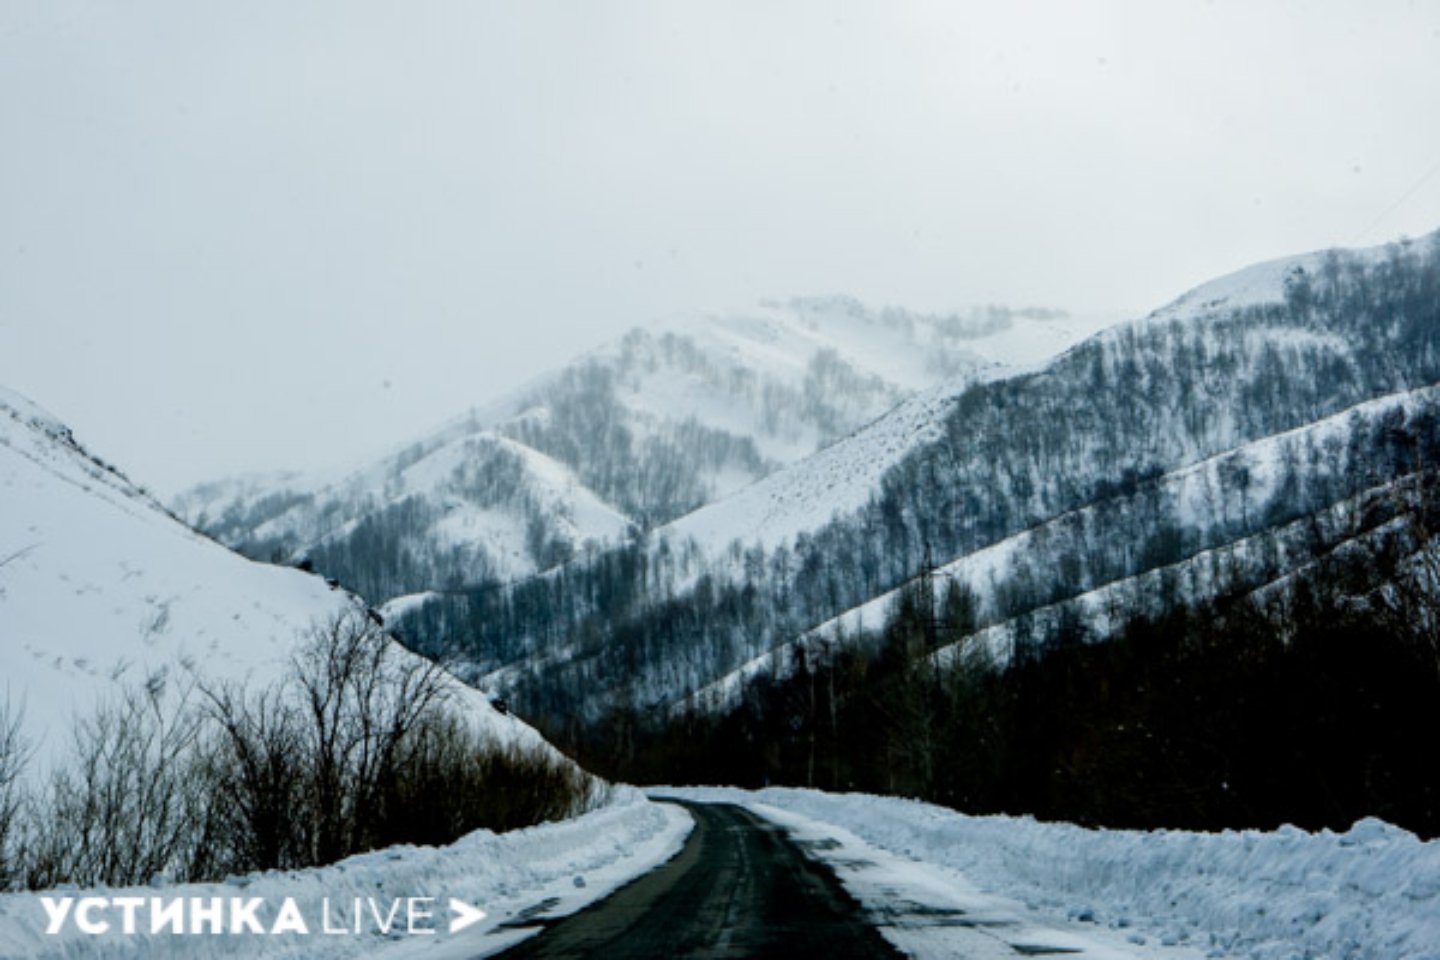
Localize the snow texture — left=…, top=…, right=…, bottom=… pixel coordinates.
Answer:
left=666, top=787, right=1440, bottom=960
left=659, top=379, right=962, bottom=561
left=0, top=789, right=692, bottom=959
left=0, top=386, right=545, bottom=782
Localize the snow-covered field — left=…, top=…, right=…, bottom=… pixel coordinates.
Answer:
left=665, top=787, right=1440, bottom=960
left=0, top=790, right=691, bottom=959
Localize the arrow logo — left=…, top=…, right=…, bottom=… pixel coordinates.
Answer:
left=448, top=898, right=487, bottom=934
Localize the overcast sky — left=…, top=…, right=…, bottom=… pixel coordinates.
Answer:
left=3, top=1, right=1439, bottom=495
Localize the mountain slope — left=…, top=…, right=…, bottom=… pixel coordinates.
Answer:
left=176, top=298, right=1108, bottom=603
left=0, top=386, right=538, bottom=780
left=391, top=232, right=1440, bottom=729
left=685, top=381, right=1440, bottom=711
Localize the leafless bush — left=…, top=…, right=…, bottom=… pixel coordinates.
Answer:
left=10, top=609, right=602, bottom=889
left=289, top=610, right=452, bottom=864
left=0, top=696, right=28, bottom=891
left=197, top=610, right=454, bottom=871
left=375, top=712, right=603, bottom=847
left=24, top=680, right=209, bottom=889
left=192, top=682, right=307, bottom=874
left=196, top=609, right=600, bottom=874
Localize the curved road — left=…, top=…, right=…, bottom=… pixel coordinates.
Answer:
left=494, top=800, right=903, bottom=959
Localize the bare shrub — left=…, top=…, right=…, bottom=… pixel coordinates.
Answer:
left=0, top=697, right=28, bottom=891
left=374, top=713, right=603, bottom=848
left=192, top=683, right=307, bottom=875
left=10, top=609, right=603, bottom=889
left=197, top=609, right=600, bottom=874
left=197, top=610, right=453, bottom=871
left=24, top=680, right=209, bottom=889
left=289, top=610, right=452, bottom=864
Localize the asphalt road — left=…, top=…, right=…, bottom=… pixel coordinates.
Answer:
left=493, top=800, right=904, bottom=959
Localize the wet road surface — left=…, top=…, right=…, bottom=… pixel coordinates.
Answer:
left=493, top=800, right=903, bottom=959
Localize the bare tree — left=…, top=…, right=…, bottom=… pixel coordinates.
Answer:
left=290, top=610, right=452, bottom=864
left=8, top=608, right=595, bottom=891
left=0, top=696, right=29, bottom=891
left=1317, top=397, right=1440, bottom=681
left=26, top=679, right=209, bottom=889
left=193, top=682, right=307, bottom=874
left=1369, top=466, right=1440, bottom=680
left=195, top=608, right=598, bottom=874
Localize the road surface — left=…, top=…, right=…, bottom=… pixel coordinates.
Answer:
left=493, top=800, right=904, bottom=959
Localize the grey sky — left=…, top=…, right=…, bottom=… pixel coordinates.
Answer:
left=3, top=1, right=1439, bottom=495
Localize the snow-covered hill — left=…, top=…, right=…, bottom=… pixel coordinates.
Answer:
left=663, top=236, right=1417, bottom=567
left=0, top=387, right=539, bottom=780
left=397, top=232, right=1440, bottom=726
left=176, top=298, right=1108, bottom=604
left=684, top=381, right=1440, bottom=712
left=659, top=379, right=961, bottom=561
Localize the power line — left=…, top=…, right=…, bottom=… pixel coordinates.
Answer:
left=1352, top=154, right=1440, bottom=245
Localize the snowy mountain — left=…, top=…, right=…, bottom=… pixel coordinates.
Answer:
left=391, top=232, right=1440, bottom=729
left=0, top=386, right=540, bottom=781
left=175, top=297, right=1108, bottom=604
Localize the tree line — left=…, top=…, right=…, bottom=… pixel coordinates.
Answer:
left=0, top=611, right=599, bottom=892
left=392, top=238, right=1440, bottom=739
left=575, top=467, right=1440, bottom=839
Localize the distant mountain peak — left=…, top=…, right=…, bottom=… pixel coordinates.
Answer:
left=179, top=295, right=1112, bottom=606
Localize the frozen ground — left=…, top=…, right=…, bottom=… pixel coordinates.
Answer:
left=666, top=787, right=1440, bottom=960
left=0, top=789, right=691, bottom=959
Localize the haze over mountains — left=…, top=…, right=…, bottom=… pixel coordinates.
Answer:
left=403, top=235, right=1440, bottom=729
left=7, top=228, right=1440, bottom=851
left=170, top=233, right=1440, bottom=765
left=175, top=297, right=1109, bottom=604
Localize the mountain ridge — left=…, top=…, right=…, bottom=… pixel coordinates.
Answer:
left=390, top=230, right=1440, bottom=731
left=177, top=297, right=1108, bottom=603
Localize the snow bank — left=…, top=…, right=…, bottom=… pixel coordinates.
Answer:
left=669, top=787, right=1440, bottom=960
left=0, top=789, right=692, bottom=959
